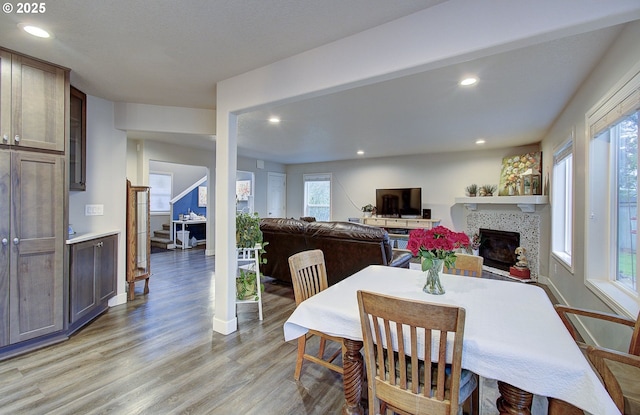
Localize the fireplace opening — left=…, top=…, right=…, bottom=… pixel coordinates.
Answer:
left=479, top=228, right=520, bottom=271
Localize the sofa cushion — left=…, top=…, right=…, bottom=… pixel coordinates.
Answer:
left=260, top=218, right=308, bottom=283
left=304, top=221, right=394, bottom=286
left=305, top=221, right=393, bottom=261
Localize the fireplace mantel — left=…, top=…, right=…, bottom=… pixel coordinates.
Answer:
left=455, top=195, right=548, bottom=213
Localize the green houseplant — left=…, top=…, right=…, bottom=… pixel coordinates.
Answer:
left=480, top=184, right=497, bottom=197
left=235, top=212, right=268, bottom=301
left=466, top=184, right=478, bottom=197
left=361, top=203, right=375, bottom=217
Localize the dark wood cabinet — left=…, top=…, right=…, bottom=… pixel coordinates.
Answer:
left=69, top=86, right=86, bottom=190
left=0, top=49, right=67, bottom=151
left=69, top=234, right=117, bottom=333
left=0, top=48, right=68, bottom=359
left=0, top=151, right=64, bottom=346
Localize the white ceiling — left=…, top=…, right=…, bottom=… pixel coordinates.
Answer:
left=0, top=1, right=636, bottom=164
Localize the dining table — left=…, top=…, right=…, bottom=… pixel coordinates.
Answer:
left=283, top=265, right=619, bottom=415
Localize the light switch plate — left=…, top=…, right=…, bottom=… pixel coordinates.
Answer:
left=85, top=204, right=104, bottom=216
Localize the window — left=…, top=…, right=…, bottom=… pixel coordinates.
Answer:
left=612, top=113, right=638, bottom=291
left=586, top=68, right=640, bottom=316
left=552, top=138, right=574, bottom=269
left=303, top=173, right=331, bottom=221
left=149, top=172, right=172, bottom=214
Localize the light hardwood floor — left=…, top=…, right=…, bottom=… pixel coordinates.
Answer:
left=0, top=248, right=346, bottom=415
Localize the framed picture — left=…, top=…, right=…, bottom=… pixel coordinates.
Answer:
left=498, top=151, right=542, bottom=196
left=236, top=180, right=251, bottom=201
left=198, top=186, right=207, bottom=207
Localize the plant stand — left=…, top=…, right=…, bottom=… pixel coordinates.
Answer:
left=236, top=247, right=263, bottom=320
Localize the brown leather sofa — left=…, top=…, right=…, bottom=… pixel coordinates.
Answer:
left=259, top=218, right=412, bottom=286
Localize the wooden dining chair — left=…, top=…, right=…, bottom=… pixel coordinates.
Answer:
left=444, top=253, right=484, bottom=277
left=554, top=305, right=640, bottom=414
left=288, top=249, right=345, bottom=381
left=357, top=290, right=477, bottom=415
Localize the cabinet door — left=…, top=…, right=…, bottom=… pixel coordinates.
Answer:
left=11, top=55, right=66, bottom=152
left=97, top=235, right=117, bottom=302
left=9, top=151, right=64, bottom=343
left=0, top=152, right=9, bottom=346
left=0, top=51, right=10, bottom=146
left=69, top=240, right=97, bottom=324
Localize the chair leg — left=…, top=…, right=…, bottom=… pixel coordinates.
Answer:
left=318, top=337, right=327, bottom=359
left=294, top=335, right=307, bottom=381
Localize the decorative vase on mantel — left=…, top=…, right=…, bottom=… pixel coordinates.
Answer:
left=423, top=258, right=445, bottom=295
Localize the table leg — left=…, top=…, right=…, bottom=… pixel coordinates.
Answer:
left=342, top=338, right=364, bottom=415
left=497, top=381, right=533, bottom=415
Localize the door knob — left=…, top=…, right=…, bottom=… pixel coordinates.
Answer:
left=1, top=238, right=7, bottom=246
left=2, top=135, right=7, bottom=143
left=14, top=135, right=20, bottom=143
left=13, top=238, right=19, bottom=245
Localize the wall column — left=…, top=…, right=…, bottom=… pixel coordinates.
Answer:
left=213, top=110, right=238, bottom=334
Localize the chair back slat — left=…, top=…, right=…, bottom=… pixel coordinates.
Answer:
left=357, top=290, right=467, bottom=415
left=288, top=250, right=328, bottom=305
left=444, top=253, right=483, bottom=277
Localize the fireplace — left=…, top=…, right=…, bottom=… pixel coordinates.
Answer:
left=479, top=228, right=520, bottom=271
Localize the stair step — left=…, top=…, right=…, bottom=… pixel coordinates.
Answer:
left=154, top=229, right=170, bottom=238
left=151, top=236, right=173, bottom=250
left=162, top=223, right=170, bottom=230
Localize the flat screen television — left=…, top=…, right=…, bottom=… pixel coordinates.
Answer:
left=375, top=188, right=422, bottom=218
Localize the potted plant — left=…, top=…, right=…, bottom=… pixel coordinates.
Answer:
left=235, top=212, right=268, bottom=300
left=236, top=268, right=263, bottom=301
left=480, top=184, right=497, bottom=197
left=236, top=211, right=263, bottom=249
left=466, top=184, right=478, bottom=197
left=362, top=203, right=375, bottom=217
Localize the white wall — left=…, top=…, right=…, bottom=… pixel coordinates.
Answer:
left=69, top=95, right=127, bottom=306
left=286, top=144, right=540, bottom=230
left=541, top=20, right=640, bottom=350
left=237, top=158, right=285, bottom=217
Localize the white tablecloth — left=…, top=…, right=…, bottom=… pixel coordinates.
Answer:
left=283, top=265, right=619, bottom=415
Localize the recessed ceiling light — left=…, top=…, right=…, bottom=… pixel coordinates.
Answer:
left=19, top=24, right=51, bottom=38
left=357, top=150, right=364, bottom=155
left=460, top=77, right=477, bottom=86
left=268, top=117, right=280, bottom=124
left=475, top=139, right=486, bottom=145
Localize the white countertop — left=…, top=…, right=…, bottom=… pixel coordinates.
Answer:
left=66, top=229, right=120, bottom=244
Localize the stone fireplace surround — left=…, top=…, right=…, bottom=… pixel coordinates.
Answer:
left=467, top=211, right=541, bottom=280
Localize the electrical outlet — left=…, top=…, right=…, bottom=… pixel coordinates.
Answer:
left=85, top=204, right=104, bottom=216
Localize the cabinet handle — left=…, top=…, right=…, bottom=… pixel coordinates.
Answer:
left=1, top=238, right=7, bottom=246
left=95, top=241, right=103, bottom=248
left=2, top=135, right=7, bottom=143
left=14, top=135, right=20, bottom=143
left=13, top=238, right=19, bottom=245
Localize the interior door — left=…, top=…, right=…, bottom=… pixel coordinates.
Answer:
left=267, top=172, right=286, bottom=218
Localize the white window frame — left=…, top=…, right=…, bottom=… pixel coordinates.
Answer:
left=303, top=173, right=332, bottom=221
left=585, top=63, right=640, bottom=319
left=551, top=135, right=574, bottom=272
left=149, top=171, right=173, bottom=214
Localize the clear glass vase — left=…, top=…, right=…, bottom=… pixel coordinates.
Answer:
left=423, top=258, right=445, bottom=295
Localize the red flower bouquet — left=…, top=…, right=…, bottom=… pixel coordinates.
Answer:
left=407, top=226, right=470, bottom=271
